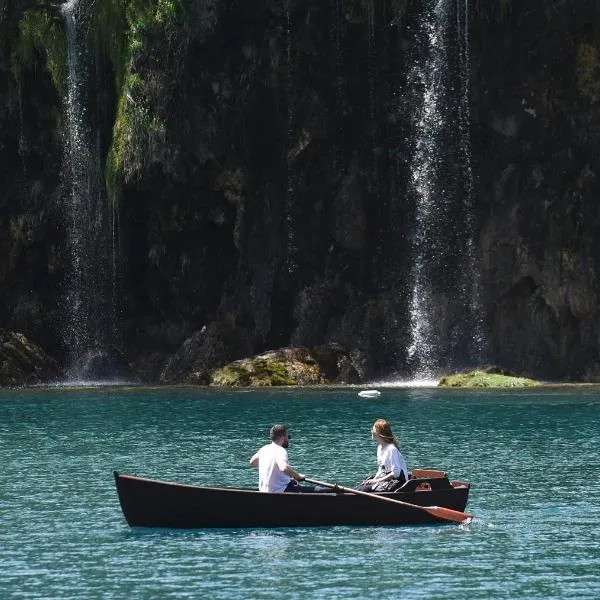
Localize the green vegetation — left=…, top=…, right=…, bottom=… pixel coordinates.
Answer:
left=254, top=359, right=299, bottom=386
left=11, top=0, right=189, bottom=205
left=12, top=8, right=67, bottom=95
left=94, top=0, right=187, bottom=202
left=439, top=370, right=540, bottom=388
left=211, top=363, right=253, bottom=387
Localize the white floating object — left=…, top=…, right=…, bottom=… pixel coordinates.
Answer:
left=358, top=389, right=381, bottom=398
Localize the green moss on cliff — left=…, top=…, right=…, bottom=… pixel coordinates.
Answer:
left=576, top=42, right=600, bottom=104
left=93, top=0, right=186, bottom=202
left=91, top=0, right=184, bottom=89
left=108, top=71, right=166, bottom=183
left=11, top=0, right=193, bottom=204
left=12, top=8, right=67, bottom=95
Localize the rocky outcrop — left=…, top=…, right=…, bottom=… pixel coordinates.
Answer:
left=159, top=337, right=361, bottom=386
left=159, top=320, right=253, bottom=385
left=210, top=347, right=324, bottom=386
left=0, top=330, right=60, bottom=386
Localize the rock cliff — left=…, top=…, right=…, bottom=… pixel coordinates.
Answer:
left=0, top=0, right=599, bottom=383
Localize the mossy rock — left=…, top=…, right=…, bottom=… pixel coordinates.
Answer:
left=438, top=369, right=540, bottom=388
left=210, top=347, right=323, bottom=387
left=0, top=330, right=60, bottom=387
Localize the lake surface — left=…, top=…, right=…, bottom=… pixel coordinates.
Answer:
left=1, top=386, right=599, bottom=599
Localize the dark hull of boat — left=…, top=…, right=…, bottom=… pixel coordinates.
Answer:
left=114, top=472, right=470, bottom=528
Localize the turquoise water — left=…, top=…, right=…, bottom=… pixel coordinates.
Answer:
left=1, top=386, right=599, bottom=599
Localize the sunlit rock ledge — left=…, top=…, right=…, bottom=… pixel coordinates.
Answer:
left=207, top=345, right=362, bottom=387
left=438, top=369, right=540, bottom=388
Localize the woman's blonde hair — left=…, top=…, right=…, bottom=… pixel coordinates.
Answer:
left=373, top=419, right=399, bottom=448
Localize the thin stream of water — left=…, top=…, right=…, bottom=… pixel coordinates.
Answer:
left=407, top=0, right=449, bottom=378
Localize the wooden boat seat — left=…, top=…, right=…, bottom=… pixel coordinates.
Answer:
left=397, top=472, right=452, bottom=492
left=410, top=469, right=447, bottom=479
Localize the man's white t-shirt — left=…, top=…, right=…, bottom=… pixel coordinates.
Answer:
left=254, top=442, right=292, bottom=493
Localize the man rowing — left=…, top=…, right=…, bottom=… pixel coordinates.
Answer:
left=249, top=424, right=320, bottom=493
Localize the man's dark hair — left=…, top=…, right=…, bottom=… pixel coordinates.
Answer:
left=269, top=424, right=288, bottom=440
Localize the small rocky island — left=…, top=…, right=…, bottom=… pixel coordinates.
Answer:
left=438, top=369, right=540, bottom=388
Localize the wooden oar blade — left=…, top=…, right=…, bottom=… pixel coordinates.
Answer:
left=424, top=505, right=473, bottom=525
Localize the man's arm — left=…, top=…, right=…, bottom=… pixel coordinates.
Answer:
left=249, top=452, right=259, bottom=469
left=276, top=456, right=305, bottom=481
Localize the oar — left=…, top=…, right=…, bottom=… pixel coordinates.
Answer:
left=304, top=477, right=473, bottom=525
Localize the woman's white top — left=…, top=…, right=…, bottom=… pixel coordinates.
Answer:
left=253, top=442, right=292, bottom=493
left=375, top=443, right=408, bottom=480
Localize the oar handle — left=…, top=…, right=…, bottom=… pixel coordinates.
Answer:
left=304, top=477, right=473, bottom=525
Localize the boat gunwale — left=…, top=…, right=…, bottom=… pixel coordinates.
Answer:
left=114, top=471, right=470, bottom=495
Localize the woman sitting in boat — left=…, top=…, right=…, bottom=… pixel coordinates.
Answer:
left=249, top=424, right=320, bottom=493
left=358, top=419, right=409, bottom=492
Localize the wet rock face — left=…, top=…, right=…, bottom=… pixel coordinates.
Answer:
left=1, top=1, right=600, bottom=383
left=103, top=0, right=416, bottom=383
left=472, top=3, right=600, bottom=379
left=0, top=0, right=65, bottom=359
left=159, top=321, right=254, bottom=385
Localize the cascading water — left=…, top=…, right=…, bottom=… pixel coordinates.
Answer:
left=405, top=0, right=486, bottom=380
left=61, top=0, right=119, bottom=381
left=406, top=0, right=449, bottom=380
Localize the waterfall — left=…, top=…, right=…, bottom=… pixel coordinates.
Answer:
left=405, top=0, right=486, bottom=379
left=61, top=0, right=119, bottom=381
left=406, top=0, right=449, bottom=379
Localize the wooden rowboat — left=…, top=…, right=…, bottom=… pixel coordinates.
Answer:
left=114, top=469, right=470, bottom=528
